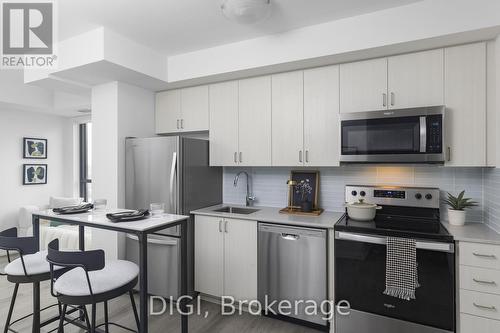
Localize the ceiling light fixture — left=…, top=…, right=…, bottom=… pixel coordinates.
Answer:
left=221, top=0, right=272, bottom=24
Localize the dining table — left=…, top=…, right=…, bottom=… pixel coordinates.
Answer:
left=32, top=208, right=190, bottom=333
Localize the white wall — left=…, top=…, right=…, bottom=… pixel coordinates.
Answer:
left=0, top=108, right=73, bottom=230
left=116, top=82, right=156, bottom=208
left=91, top=81, right=155, bottom=259
left=0, top=70, right=53, bottom=111
left=91, top=82, right=119, bottom=209
left=91, top=81, right=155, bottom=209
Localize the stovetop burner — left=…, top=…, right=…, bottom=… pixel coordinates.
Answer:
left=335, top=215, right=453, bottom=241
left=335, top=185, right=453, bottom=242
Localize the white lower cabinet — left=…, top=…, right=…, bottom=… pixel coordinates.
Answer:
left=458, top=241, right=500, bottom=333
left=194, top=215, right=224, bottom=297
left=194, top=215, right=257, bottom=301
left=460, top=290, right=500, bottom=321
left=461, top=313, right=500, bottom=333
left=223, top=218, right=258, bottom=301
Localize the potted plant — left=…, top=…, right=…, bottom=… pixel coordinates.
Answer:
left=295, top=179, right=313, bottom=212
left=444, top=191, right=478, bottom=226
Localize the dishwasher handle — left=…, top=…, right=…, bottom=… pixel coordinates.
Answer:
left=281, top=233, right=299, bottom=241
left=258, top=223, right=327, bottom=238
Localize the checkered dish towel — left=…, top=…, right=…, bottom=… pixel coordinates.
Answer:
left=383, top=237, right=420, bottom=301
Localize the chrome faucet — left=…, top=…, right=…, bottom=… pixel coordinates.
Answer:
left=233, top=171, right=256, bottom=207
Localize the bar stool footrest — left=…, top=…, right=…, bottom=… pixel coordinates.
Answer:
left=96, top=322, right=138, bottom=332
left=5, top=302, right=64, bottom=332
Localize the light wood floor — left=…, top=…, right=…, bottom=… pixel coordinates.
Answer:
left=0, top=257, right=321, bottom=333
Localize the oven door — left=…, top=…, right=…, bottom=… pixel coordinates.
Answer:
left=339, top=107, right=444, bottom=163
left=334, top=232, right=455, bottom=333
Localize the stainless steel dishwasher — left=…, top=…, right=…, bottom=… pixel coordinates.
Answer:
left=258, top=223, right=328, bottom=328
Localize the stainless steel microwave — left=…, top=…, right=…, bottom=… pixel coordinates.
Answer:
left=340, top=106, right=445, bottom=164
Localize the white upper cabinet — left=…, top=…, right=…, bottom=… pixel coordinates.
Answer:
left=155, top=85, right=209, bottom=134
left=388, top=49, right=444, bottom=109
left=156, top=90, right=181, bottom=133
left=444, top=43, right=487, bottom=166
left=209, top=81, right=239, bottom=166
left=304, top=65, right=340, bottom=166
left=272, top=71, right=304, bottom=166
left=340, top=58, right=388, bottom=113
left=238, top=76, right=272, bottom=166
left=181, top=85, right=209, bottom=132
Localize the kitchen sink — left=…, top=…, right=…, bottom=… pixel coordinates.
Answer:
left=213, top=206, right=260, bottom=215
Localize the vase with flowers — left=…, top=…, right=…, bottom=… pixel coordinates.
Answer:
left=295, top=179, right=313, bottom=212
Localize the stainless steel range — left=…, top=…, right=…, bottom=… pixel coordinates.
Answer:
left=334, top=185, right=455, bottom=333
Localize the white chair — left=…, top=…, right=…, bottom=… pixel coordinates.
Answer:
left=18, top=197, right=92, bottom=250
left=47, top=239, right=140, bottom=332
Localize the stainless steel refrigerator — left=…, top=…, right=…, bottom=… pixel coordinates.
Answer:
left=124, top=136, right=222, bottom=299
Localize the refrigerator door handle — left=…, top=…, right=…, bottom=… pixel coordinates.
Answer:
left=169, top=152, right=177, bottom=214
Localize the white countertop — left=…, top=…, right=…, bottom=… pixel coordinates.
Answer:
left=34, top=209, right=190, bottom=232
left=191, top=204, right=345, bottom=229
left=442, top=222, right=500, bottom=245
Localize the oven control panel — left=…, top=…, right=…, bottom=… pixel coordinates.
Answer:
left=346, top=185, right=440, bottom=209
left=426, top=114, right=443, bottom=154
left=374, top=189, right=406, bottom=199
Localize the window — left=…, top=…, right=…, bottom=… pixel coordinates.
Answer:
left=79, top=123, right=92, bottom=202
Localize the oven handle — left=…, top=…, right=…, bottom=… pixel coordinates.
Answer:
left=335, top=231, right=454, bottom=253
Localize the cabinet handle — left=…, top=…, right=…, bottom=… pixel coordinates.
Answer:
left=299, top=150, right=303, bottom=163
left=390, top=92, right=395, bottom=106
left=473, top=278, right=497, bottom=285
left=473, top=303, right=497, bottom=311
left=382, top=93, right=387, bottom=107
left=224, top=220, right=228, bottom=233
left=234, top=152, right=238, bottom=164
left=239, top=152, right=242, bottom=163
left=180, top=119, right=184, bottom=129
left=473, top=252, right=497, bottom=259
left=218, top=220, right=223, bottom=233
left=305, top=150, right=309, bottom=163
left=176, top=119, right=180, bottom=129
left=446, top=147, right=451, bottom=162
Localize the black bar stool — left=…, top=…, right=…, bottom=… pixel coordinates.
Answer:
left=46, top=239, right=140, bottom=332
left=0, top=227, right=67, bottom=333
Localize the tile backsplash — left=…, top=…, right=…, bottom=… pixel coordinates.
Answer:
left=484, top=168, right=500, bottom=232
left=224, top=166, right=486, bottom=223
